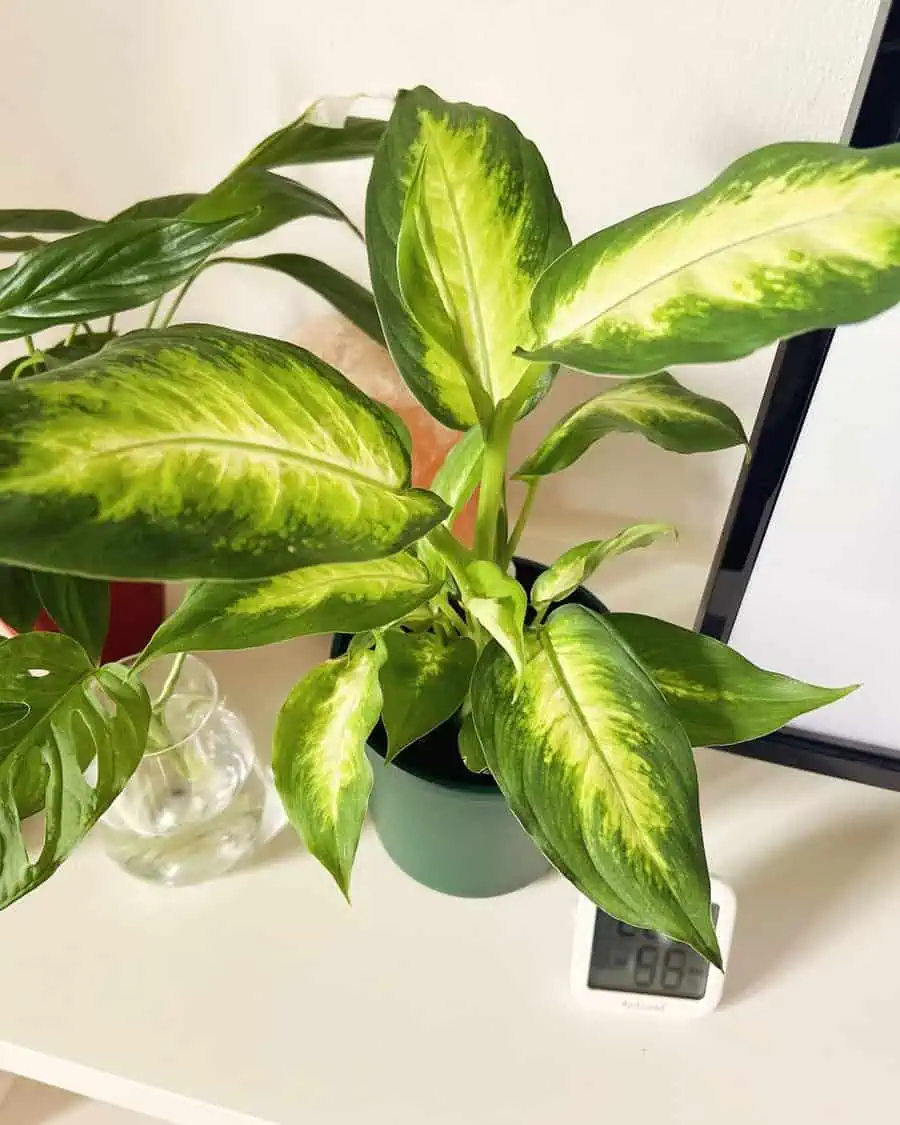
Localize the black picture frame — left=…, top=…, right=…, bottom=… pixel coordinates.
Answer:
left=697, top=3, right=900, bottom=791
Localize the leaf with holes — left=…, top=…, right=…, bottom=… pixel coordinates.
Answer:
left=531, top=524, right=677, bottom=610
left=33, top=573, right=110, bottom=664
left=367, top=85, right=570, bottom=429
left=183, top=169, right=359, bottom=241
left=273, top=644, right=385, bottom=897
left=380, top=629, right=476, bottom=760
left=470, top=604, right=720, bottom=964
left=0, top=632, right=151, bottom=909
left=462, top=560, right=527, bottom=675
left=521, top=141, right=900, bottom=375
left=607, top=613, right=857, bottom=746
left=516, top=373, right=747, bottom=479
left=0, top=325, right=449, bottom=581
left=223, top=254, right=383, bottom=343
left=145, top=553, right=441, bottom=658
left=0, top=216, right=244, bottom=340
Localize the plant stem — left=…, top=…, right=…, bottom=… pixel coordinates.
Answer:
left=106, top=314, right=116, bottom=334
left=505, top=479, right=539, bottom=565
left=13, top=337, right=41, bottom=382
left=160, top=274, right=200, bottom=328
left=153, top=651, right=187, bottom=712
left=145, top=295, right=165, bottom=328
left=64, top=323, right=79, bottom=346
left=475, top=406, right=515, bottom=562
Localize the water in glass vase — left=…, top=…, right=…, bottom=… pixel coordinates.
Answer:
left=99, top=653, right=267, bottom=885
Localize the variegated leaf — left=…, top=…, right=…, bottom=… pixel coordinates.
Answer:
left=0, top=331, right=117, bottom=382
left=145, top=553, right=441, bottom=658
left=0, top=633, right=151, bottom=909
left=380, top=629, right=476, bottom=760
left=515, top=372, right=747, bottom=479
left=273, top=644, right=385, bottom=897
left=0, top=216, right=244, bottom=341
left=470, top=605, right=719, bottom=964
left=462, top=560, right=527, bottom=676
left=367, top=85, right=570, bottom=429
left=431, top=425, right=484, bottom=519
left=531, top=523, right=677, bottom=609
left=521, top=141, right=900, bottom=374
left=607, top=613, right=857, bottom=746
left=0, top=326, right=448, bottom=581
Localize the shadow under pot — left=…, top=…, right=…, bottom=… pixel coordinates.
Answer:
left=330, top=556, right=607, bottom=899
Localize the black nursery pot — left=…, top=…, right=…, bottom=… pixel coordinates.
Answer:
left=331, top=556, right=606, bottom=898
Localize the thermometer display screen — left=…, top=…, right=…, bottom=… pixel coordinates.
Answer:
left=587, top=906, right=719, bottom=1000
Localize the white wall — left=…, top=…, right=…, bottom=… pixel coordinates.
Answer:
left=0, top=0, right=887, bottom=621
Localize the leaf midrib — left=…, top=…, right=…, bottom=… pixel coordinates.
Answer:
left=86, top=435, right=399, bottom=491
left=537, top=626, right=662, bottom=863
left=546, top=202, right=898, bottom=346
left=426, top=132, right=494, bottom=401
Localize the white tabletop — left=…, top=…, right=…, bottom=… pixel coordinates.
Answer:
left=1, top=549, right=899, bottom=1125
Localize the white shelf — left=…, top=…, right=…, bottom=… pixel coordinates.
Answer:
left=2, top=559, right=899, bottom=1124
left=2, top=1078, right=160, bottom=1124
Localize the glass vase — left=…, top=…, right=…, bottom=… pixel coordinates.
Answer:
left=98, top=654, right=267, bottom=885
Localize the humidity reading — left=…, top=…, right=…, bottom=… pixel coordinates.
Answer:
left=587, top=906, right=719, bottom=1000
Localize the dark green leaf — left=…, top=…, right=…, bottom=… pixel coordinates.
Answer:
left=0, top=236, right=45, bottom=253
left=607, top=613, right=857, bottom=746
left=458, top=708, right=487, bottom=773
left=0, top=216, right=245, bottom=341
left=183, top=169, right=359, bottom=241
left=0, top=325, right=449, bottom=581
left=273, top=645, right=384, bottom=897
left=112, top=194, right=201, bottom=222
left=470, top=605, right=720, bottom=964
left=380, top=629, right=476, bottom=760
left=0, top=632, right=151, bottom=909
left=0, top=565, right=40, bottom=632
left=238, top=104, right=385, bottom=171
left=144, top=553, right=440, bottom=658
left=0, top=209, right=97, bottom=234
left=33, top=573, right=110, bottom=663
left=223, top=253, right=383, bottom=343
left=516, top=373, right=748, bottom=480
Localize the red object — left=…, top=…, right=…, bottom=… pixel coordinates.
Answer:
left=36, top=581, right=165, bottom=662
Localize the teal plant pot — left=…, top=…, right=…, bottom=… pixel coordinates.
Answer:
left=331, top=557, right=605, bottom=899
left=365, top=742, right=550, bottom=897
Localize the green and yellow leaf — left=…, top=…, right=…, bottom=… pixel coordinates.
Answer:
left=145, top=553, right=441, bottom=658
left=607, top=613, right=857, bottom=746
left=273, top=645, right=385, bottom=898
left=462, top=560, right=527, bottom=676
left=521, top=141, right=900, bottom=374
left=458, top=708, right=487, bottom=773
left=531, top=524, right=676, bottom=609
left=470, top=604, right=720, bottom=963
left=367, top=85, right=570, bottom=429
left=516, top=372, right=747, bottom=479
left=380, top=629, right=476, bottom=760
left=0, top=325, right=448, bottom=581
left=0, top=632, right=151, bottom=909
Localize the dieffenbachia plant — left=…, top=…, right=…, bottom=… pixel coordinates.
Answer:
left=0, top=85, right=894, bottom=963
left=0, top=97, right=387, bottom=653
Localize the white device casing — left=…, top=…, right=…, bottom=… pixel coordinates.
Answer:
left=571, top=876, right=736, bottom=1019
